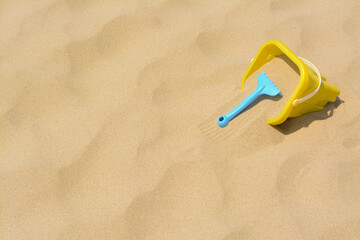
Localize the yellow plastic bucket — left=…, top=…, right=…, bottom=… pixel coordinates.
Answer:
left=241, top=40, right=340, bottom=125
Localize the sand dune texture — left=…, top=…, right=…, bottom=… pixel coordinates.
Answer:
left=1, top=0, right=360, bottom=239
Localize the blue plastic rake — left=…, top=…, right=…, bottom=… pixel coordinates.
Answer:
left=217, top=72, right=282, bottom=128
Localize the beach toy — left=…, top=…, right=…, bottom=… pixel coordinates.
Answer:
left=218, top=72, right=282, bottom=128
left=241, top=40, right=340, bottom=125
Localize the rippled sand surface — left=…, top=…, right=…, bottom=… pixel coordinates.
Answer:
left=1, top=1, right=360, bottom=239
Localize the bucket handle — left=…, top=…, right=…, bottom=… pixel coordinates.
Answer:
left=293, top=57, right=322, bottom=106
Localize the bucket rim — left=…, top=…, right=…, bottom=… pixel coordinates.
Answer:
left=240, top=40, right=310, bottom=125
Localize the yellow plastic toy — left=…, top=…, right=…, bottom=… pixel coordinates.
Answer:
left=241, top=40, right=340, bottom=125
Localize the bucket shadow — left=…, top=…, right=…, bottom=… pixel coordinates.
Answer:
left=277, top=54, right=300, bottom=75
left=273, top=97, right=344, bottom=135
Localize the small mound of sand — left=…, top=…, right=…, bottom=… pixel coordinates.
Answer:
left=254, top=55, right=301, bottom=118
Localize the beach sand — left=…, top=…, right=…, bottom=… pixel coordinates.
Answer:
left=1, top=0, right=360, bottom=239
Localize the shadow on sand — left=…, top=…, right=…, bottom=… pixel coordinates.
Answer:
left=273, top=97, right=344, bottom=135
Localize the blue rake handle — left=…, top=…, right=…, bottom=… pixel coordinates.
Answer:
left=217, top=72, right=282, bottom=128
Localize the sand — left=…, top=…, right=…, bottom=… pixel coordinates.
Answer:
left=1, top=0, right=360, bottom=239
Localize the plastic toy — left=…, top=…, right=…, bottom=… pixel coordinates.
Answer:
left=241, top=40, right=340, bottom=125
left=217, top=72, right=282, bottom=128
